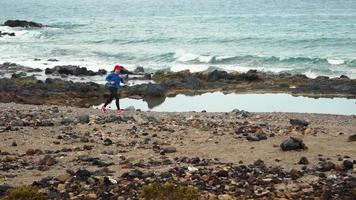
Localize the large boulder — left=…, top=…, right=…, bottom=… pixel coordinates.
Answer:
left=4, top=20, right=43, bottom=28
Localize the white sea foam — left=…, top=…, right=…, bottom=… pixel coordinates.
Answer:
left=327, top=59, right=345, bottom=65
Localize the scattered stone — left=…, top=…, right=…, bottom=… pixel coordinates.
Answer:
left=298, top=157, right=309, bottom=165
left=77, top=114, right=90, bottom=124
left=343, top=160, right=353, bottom=170
left=280, top=137, right=307, bottom=151
left=75, top=169, right=92, bottom=180
left=161, top=146, right=177, bottom=154
left=290, top=119, right=309, bottom=127
left=11, top=141, right=17, bottom=147
left=103, top=138, right=113, bottom=146
left=316, top=161, right=335, bottom=172
left=246, top=133, right=267, bottom=141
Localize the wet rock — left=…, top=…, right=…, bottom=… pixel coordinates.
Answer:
left=4, top=20, right=43, bottom=28
left=0, top=31, right=15, bottom=37
left=280, top=137, right=307, bottom=151
left=145, top=83, right=166, bottom=98
left=47, top=59, right=58, bottom=62
left=298, top=157, right=309, bottom=165
left=45, top=65, right=106, bottom=76
left=77, top=114, right=90, bottom=124
left=290, top=119, right=309, bottom=127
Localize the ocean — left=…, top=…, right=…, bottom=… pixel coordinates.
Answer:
left=0, top=0, right=356, bottom=77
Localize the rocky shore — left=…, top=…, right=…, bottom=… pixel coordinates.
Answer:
left=1, top=63, right=356, bottom=109
left=0, top=103, right=355, bottom=199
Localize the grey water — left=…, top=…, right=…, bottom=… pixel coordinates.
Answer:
left=101, top=92, right=356, bottom=115
left=1, top=0, right=356, bottom=78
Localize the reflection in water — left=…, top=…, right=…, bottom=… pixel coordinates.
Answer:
left=144, top=96, right=166, bottom=109
left=100, top=92, right=356, bottom=115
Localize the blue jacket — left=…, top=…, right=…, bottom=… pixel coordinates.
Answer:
left=106, top=72, right=124, bottom=89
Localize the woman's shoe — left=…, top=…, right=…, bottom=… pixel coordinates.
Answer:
left=117, top=109, right=124, bottom=114
left=101, top=106, right=107, bottom=113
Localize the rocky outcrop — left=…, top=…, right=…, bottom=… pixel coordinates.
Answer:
left=1, top=69, right=356, bottom=107
left=0, top=76, right=105, bottom=107
left=45, top=65, right=107, bottom=76
left=3, top=20, right=43, bottom=28
left=0, top=31, right=15, bottom=37
left=0, top=63, right=42, bottom=73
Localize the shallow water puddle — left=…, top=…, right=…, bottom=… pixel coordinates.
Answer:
left=101, top=92, right=356, bottom=115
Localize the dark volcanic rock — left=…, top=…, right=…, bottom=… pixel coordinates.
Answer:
left=0, top=31, right=15, bottom=37
left=4, top=20, right=43, bottom=28
left=290, top=119, right=309, bottom=127
left=45, top=65, right=107, bottom=76
left=0, top=62, right=42, bottom=73
left=280, top=137, right=307, bottom=151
